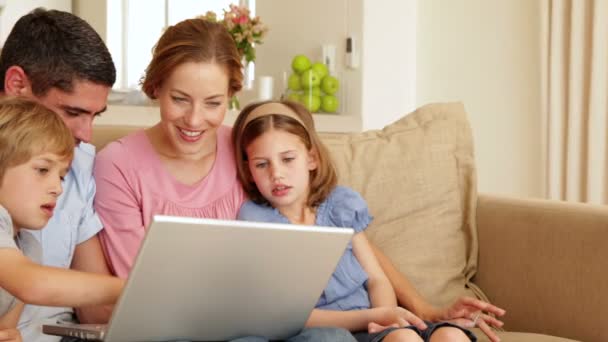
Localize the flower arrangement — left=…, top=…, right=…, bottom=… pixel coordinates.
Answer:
left=200, top=4, right=268, bottom=63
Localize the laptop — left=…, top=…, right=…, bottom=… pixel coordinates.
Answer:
left=42, top=215, right=353, bottom=341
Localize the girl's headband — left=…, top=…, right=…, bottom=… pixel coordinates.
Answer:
left=241, top=102, right=307, bottom=134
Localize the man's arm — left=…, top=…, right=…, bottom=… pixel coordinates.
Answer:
left=70, top=234, right=115, bottom=323
left=370, top=242, right=441, bottom=320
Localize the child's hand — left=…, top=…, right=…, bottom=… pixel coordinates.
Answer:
left=0, top=328, right=21, bottom=342
left=368, top=322, right=399, bottom=334
left=370, top=307, right=427, bottom=331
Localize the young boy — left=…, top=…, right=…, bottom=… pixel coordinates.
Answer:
left=0, top=98, right=124, bottom=341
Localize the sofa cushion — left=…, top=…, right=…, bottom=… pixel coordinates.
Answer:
left=475, top=330, right=578, bottom=342
left=319, top=102, right=483, bottom=307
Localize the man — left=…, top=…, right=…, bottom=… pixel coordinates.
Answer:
left=0, top=8, right=116, bottom=342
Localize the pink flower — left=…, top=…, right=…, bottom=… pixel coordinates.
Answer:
left=235, top=15, right=249, bottom=24
left=200, top=3, right=268, bottom=63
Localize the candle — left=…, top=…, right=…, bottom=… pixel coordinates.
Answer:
left=257, top=76, right=274, bottom=101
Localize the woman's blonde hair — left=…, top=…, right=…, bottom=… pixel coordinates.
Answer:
left=141, top=18, right=243, bottom=98
left=0, top=97, right=74, bottom=180
left=232, top=100, right=337, bottom=207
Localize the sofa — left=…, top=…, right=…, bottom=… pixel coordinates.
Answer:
left=92, top=102, right=606, bottom=342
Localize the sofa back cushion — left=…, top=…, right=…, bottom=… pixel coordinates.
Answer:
left=319, top=102, right=481, bottom=307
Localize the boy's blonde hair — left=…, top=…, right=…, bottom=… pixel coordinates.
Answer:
left=0, top=97, right=74, bottom=180
left=232, top=100, right=337, bottom=208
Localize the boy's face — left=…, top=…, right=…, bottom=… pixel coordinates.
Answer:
left=0, top=152, right=70, bottom=232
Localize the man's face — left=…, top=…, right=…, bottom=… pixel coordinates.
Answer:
left=31, top=80, right=110, bottom=144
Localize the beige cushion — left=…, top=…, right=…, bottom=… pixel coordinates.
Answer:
left=474, top=330, right=579, bottom=342
left=320, top=102, right=482, bottom=307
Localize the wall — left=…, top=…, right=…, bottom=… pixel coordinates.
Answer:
left=0, top=0, right=71, bottom=45
left=74, top=0, right=542, bottom=198
left=73, top=0, right=106, bottom=42
left=416, top=0, right=542, bottom=198
left=361, top=0, right=417, bottom=130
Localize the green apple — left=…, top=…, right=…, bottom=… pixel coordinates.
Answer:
left=321, top=95, right=339, bottom=113
left=303, top=86, right=322, bottom=97
left=291, top=54, right=311, bottom=74
left=287, top=73, right=302, bottom=91
left=321, top=75, right=340, bottom=95
left=300, top=69, right=321, bottom=88
left=286, top=92, right=301, bottom=103
left=301, top=93, right=321, bottom=112
left=311, top=62, right=328, bottom=79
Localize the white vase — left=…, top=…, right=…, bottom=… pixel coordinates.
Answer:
left=242, top=58, right=254, bottom=90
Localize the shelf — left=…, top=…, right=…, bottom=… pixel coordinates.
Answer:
left=97, top=105, right=362, bottom=133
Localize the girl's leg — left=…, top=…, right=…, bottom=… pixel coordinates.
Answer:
left=382, top=328, right=423, bottom=342
left=428, top=326, right=470, bottom=341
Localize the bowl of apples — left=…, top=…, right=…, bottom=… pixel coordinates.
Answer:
left=284, top=54, right=341, bottom=114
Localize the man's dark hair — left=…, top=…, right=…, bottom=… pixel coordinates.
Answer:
left=0, top=8, right=116, bottom=96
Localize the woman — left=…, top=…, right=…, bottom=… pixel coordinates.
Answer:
left=95, top=17, right=504, bottom=342
left=93, top=18, right=356, bottom=342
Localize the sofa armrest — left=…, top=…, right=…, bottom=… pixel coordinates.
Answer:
left=474, top=194, right=608, bottom=342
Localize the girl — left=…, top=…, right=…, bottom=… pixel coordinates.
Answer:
left=232, top=100, right=478, bottom=342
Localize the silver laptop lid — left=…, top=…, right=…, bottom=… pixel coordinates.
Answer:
left=104, top=216, right=353, bottom=342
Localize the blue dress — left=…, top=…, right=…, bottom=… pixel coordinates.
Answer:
left=238, top=186, right=373, bottom=311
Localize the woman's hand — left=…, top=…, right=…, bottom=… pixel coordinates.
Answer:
left=439, top=297, right=506, bottom=342
left=0, top=328, right=22, bottom=342
left=369, top=306, right=427, bottom=333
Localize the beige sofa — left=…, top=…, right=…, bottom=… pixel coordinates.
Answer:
left=92, top=103, right=606, bottom=342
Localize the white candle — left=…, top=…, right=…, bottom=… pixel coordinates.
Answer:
left=257, top=76, right=274, bottom=101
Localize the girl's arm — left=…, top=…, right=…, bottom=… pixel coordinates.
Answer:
left=306, top=307, right=425, bottom=332
left=0, top=248, right=124, bottom=308
left=370, top=242, right=440, bottom=319
left=352, top=232, right=397, bottom=307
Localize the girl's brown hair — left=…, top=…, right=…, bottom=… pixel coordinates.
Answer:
left=0, top=97, right=74, bottom=180
left=141, top=18, right=243, bottom=98
left=232, top=100, right=337, bottom=208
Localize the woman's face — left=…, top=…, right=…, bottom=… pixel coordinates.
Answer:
left=155, top=61, right=230, bottom=159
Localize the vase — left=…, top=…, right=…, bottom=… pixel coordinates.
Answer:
left=229, top=58, right=253, bottom=111
left=242, top=58, right=253, bottom=90
left=228, top=96, right=240, bottom=110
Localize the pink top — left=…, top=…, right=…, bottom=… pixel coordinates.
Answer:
left=94, top=126, right=246, bottom=278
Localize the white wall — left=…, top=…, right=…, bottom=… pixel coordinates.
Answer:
left=75, top=0, right=542, bottom=198
left=361, top=0, right=417, bottom=130
left=0, top=0, right=71, bottom=45
left=417, top=0, right=542, bottom=198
